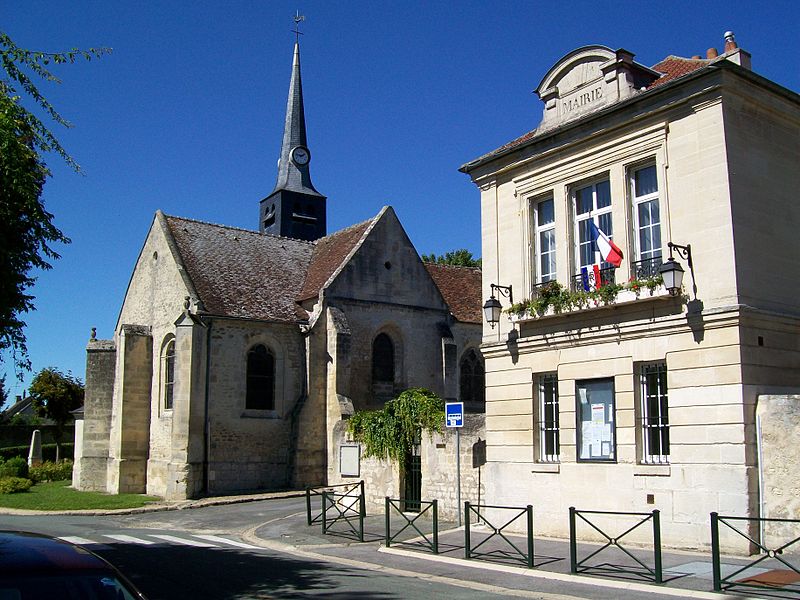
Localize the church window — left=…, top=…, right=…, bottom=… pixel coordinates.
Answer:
left=459, top=348, right=485, bottom=411
left=162, top=338, right=175, bottom=411
left=372, top=333, right=395, bottom=383
left=246, top=344, right=275, bottom=410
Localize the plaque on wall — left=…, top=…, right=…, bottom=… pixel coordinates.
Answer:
left=340, top=445, right=360, bottom=477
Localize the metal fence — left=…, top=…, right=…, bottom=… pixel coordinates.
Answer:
left=385, top=497, right=439, bottom=554
left=464, top=502, right=534, bottom=568
left=569, top=507, right=663, bottom=584
left=711, top=512, right=800, bottom=596
left=322, top=487, right=366, bottom=542
left=305, top=480, right=364, bottom=526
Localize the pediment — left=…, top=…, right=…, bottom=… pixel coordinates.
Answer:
left=537, top=46, right=616, bottom=98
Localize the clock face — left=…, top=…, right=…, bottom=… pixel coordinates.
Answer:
left=292, top=146, right=310, bottom=165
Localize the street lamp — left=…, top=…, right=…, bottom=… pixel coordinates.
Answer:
left=483, top=284, right=513, bottom=328
left=659, top=242, right=693, bottom=296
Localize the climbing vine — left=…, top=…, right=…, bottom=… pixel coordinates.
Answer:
left=347, top=388, right=444, bottom=464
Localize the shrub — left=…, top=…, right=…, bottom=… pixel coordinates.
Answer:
left=0, top=476, right=33, bottom=494
left=29, top=460, right=74, bottom=483
left=0, top=456, right=29, bottom=479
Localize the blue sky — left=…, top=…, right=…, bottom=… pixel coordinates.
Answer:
left=3, top=1, right=799, bottom=400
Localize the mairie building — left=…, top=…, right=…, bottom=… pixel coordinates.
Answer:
left=461, top=32, right=800, bottom=552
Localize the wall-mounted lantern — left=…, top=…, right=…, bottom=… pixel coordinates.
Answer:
left=659, top=242, right=693, bottom=296
left=483, top=284, right=513, bottom=328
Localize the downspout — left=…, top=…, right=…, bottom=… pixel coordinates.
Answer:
left=202, top=317, right=213, bottom=495
left=286, top=326, right=309, bottom=488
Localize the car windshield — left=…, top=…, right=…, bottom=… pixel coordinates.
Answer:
left=0, top=574, right=139, bottom=600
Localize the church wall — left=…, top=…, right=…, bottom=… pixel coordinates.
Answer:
left=74, top=338, right=116, bottom=491
left=204, top=319, right=305, bottom=493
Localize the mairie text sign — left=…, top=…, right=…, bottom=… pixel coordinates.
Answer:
left=445, top=402, right=464, bottom=428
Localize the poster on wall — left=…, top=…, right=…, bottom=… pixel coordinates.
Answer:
left=340, top=445, right=360, bottom=477
left=576, top=379, right=616, bottom=461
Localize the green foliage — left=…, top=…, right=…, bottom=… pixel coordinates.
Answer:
left=6, top=412, right=43, bottom=426
left=0, top=374, right=6, bottom=411
left=0, top=32, right=110, bottom=375
left=0, top=443, right=73, bottom=462
left=29, top=459, right=73, bottom=483
left=29, top=368, right=84, bottom=427
left=506, top=275, right=664, bottom=317
left=0, top=476, right=32, bottom=494
left=0, top=455, right=29, bottom=478
left=347, top=388, right=445, bottom=463
left=421, top=249, right=481, bottom=268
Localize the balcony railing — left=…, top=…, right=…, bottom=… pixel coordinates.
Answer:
left=632, top=256, right=663, bottom=280
left=570, top=266, right=616, bottom=292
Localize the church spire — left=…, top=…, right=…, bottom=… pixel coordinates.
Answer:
left=259, top=21, right=326, bottom=241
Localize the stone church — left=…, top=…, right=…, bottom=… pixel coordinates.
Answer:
left=73, top=41, right=483, bottom=501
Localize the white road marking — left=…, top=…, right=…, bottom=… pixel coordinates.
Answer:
left=193, top=534, right=263, bottom=549
left=149, top=534, right=216, bottom=547
left=58, top=536, right=98, bottom=545
left=104, top=534, right=156, bottom=545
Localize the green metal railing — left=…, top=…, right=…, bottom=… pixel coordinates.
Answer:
left=464, top=502, right=534, bottom=568
left=711, top=512, right=800, bottom=595
left=385, top=497, right=439, bottom=554
left=569, top=507, right=663, bottom=584
left=322, top=487, right=366, bottom=542
left=306, top=480, right=364, bottom=526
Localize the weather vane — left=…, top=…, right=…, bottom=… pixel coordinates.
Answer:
left=292, top=11, right=305, bottom=43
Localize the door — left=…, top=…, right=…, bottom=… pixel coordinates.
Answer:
left=403, top=434, right=422, bottom=512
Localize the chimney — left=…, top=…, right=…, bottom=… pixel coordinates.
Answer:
left=724, top=31, right=738, bottom=52
left=691, top=55, right=702, bottom=60
left=707, top=48, right=719, bottom=59
left=722, top=31, right=752, bottom=70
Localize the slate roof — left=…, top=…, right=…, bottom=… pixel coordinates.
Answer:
left=165, top=215, right=314, bottom=323
left=424, top=263, right=483, bottom=324
left=297, top=217, right=374, bottom=301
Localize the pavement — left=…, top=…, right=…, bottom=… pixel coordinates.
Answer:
left=239, top=493, right=794, bottom=600
left=3, top=488, right=795, bottom=599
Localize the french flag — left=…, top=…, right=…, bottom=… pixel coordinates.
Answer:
left=590, top=221, right=623, bottom=268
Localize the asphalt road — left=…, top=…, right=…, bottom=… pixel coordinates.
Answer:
left=0, top=498, right=736, bottom=600
left=0, top=498, right=529, bottom=599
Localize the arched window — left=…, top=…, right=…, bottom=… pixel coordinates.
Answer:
left=372, top=333, right=395, bottom=383
left=162, top=338, right=176, bottom=410
left=246, top=344, right=275, bottom=410
left=460, top=348, right=485, bottom=412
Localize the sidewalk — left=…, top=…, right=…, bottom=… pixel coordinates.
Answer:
left=246, top=506, right=787, bottom=600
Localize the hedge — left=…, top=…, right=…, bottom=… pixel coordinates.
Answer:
left=0, top=443, right=74, bottom=462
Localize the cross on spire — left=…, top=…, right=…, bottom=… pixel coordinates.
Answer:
left=292, top=11, right=305, bottom=44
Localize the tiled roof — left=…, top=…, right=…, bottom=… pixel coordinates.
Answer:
left=297, top=217, right=374, bottom=301
left=165, top=215, right=314, bottom=323
left=648, top=56, right=710, bottom=89
left=424, top=263, right=483, bottom=324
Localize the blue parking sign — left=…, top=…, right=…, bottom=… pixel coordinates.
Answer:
left=445, top=402, right=464, bottom=428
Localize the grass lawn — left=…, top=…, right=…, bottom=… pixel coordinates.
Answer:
left=0, top=480, right=161, bottom=511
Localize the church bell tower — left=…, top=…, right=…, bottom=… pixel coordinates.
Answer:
left=259, top=37, right=326, bottom=241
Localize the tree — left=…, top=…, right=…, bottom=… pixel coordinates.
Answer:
left=0, top=374, right=7, bottom=412
left=421, top=249, right=481, bottom=268
left=0, top=32, right=110, bottom=375
left=29, top=367, right=84, bottom=461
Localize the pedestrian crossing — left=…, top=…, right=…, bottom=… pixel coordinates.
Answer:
left=58, top=532, right=263, bottom=551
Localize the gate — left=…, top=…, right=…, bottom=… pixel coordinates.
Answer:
left=403, top=435, right=422, bottom=512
